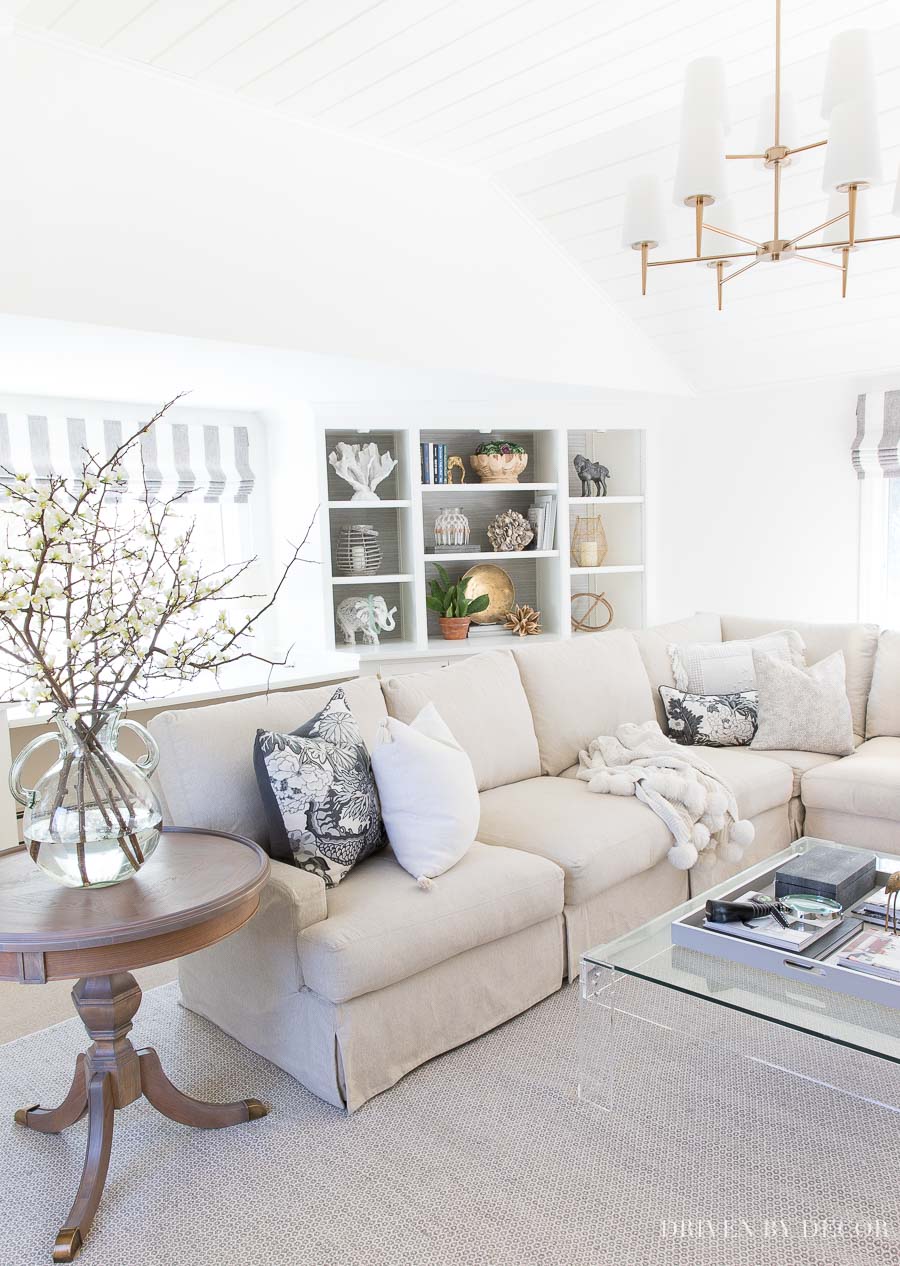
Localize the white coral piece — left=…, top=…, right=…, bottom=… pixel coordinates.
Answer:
left=329, top=442, right=397, bottom=502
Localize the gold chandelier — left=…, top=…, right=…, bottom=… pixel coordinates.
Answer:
left=623, top=0, right=900, bottom=310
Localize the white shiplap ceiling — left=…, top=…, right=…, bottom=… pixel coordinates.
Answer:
left=11, top=0, right=900, bottom=390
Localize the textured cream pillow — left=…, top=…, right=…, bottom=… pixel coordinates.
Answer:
left=750, top=650, right=855, bottom=756
left=669, top=629, right=806, bottom=695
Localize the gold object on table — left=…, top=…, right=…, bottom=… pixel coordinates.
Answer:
left=570, top=513, right=608, bottom=569
left=504, top=604, right=542, bottom=637
left=460, top=563, right=515, bottom=625
left=571, top=591, right=614, bottom=632
left=447, top=455, right=466, bottom=484
left=884, top=871, right=900, bottom=934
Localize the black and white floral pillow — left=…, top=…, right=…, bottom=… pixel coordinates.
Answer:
left=659, top=685, right=758, bottom=748
left=253, top=688, right=385, bottom=886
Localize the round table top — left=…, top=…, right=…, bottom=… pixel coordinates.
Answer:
left=0, top=828, right=269, bottom=955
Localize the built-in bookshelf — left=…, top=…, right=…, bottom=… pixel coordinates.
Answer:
left=315, top=408, right=646, bottom=667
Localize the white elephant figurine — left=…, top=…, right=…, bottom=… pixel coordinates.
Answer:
left=336, top=595, right=397, bottom=646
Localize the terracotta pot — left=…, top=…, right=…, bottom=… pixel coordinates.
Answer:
left=439, top=616, right=471, bottom=641
left=469, top=452, right=528, bottom=484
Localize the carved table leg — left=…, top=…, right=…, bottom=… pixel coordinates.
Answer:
left=15, top=1053, right=88, bottom=1134
left=138, top=1047, right=267, bottom=1128
left=14, top=971, right=267, bottom=1261
left=53, top=1072, right=114, bottom=1263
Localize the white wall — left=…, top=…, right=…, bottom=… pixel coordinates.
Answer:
left=0, top=33, right=687, bottom=397
left=648, top=379, right=864, bottom=625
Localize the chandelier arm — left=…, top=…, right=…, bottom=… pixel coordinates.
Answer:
left=794, top=254, right=843, bottom=272
left=704, top=224, right=760, bottom=247
left=721, top=259, right=761, bottom=285
left=786, top=138, right=828, bottom=156
left=648, top=249, right=757, bottom=268
left=795, top=234, right=900, bottom=250
left=725, top=153, right=766, bottom=161
left=788, top=212, right=848, bottom=247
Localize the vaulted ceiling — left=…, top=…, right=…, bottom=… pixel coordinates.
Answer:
left=11, top=0, right=900, bottom=391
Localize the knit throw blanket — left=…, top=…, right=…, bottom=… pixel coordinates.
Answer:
left=576, top=720, right=755, bottom=871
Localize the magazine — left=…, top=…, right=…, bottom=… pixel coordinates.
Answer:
left=837, top=929, right=900, bottom=981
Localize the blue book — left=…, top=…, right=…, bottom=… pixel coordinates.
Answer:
left=420, top=442, right=430, bottom=484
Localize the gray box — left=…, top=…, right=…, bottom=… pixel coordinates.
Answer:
left=774, top=840, right=876, bottom=909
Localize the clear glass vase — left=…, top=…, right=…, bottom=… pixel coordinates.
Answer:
left=9, top=708, right=163, bottom=888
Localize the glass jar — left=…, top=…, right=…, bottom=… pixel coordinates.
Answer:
left=9, top=708, right=163, bottom=888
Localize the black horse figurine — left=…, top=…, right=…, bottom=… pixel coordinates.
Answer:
left=573, top=454, right=610, bottom=497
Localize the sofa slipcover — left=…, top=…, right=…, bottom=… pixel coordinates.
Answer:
left=298, top=843, right=564, bottom=1004
left=513, top=631, right=656, bottom=776
left=747, top=748, right=839, bottom=798
left=380, top=650, right=541, bottom=792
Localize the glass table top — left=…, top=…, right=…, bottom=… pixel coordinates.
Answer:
left=583, top=838, right=900, bottom=1064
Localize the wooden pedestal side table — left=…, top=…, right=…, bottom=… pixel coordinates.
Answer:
left=0, top=827, right=270, bottom=1263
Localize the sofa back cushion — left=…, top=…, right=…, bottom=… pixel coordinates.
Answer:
left=631, top=612, right=723, bottom=729
left=149, top=676, right=387, bottom=846
left=380, top=651, right=540, bottom=792
left=719, top=615, right=879, bottom=742
left=866, top=629, right=900, bottom=738
left=513, top=631, right=655, bottom=776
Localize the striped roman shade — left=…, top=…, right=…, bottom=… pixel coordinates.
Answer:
left=0, top=408, right=255, bottom=503
left=852, top=391, right=900, bottom=479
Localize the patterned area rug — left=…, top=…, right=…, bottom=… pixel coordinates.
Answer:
left=1, top=980, right=898, bottom=1266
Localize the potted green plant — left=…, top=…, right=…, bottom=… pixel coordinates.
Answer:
left=426, top=565, right=489, bottom=640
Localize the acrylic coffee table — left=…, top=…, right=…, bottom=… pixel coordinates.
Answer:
left=579, top=839, right=900, bottom=1116
left=0, top=827, right=270, bottom=1262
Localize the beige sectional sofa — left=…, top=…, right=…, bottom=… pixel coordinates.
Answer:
left=149, top=611, right=894, bottom=1111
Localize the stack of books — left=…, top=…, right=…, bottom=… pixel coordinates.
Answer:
left=837, top=929, right=900, bottom=981
left=527, top=493, right=556, bottom=551
left=421, top=443, right=448, bottom=484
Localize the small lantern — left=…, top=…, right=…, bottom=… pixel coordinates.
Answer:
left=570, top=513, right=608, bottom=569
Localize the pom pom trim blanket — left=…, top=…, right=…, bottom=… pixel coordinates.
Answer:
left=577, top=720, right=755, bottom=871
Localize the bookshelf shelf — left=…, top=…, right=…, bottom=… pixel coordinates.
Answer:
left=420, top=482, right=558, bottom=493
left=570, top=564, right=644, bottom=575
left=424, top=550, right=558, bottom=563
left=332, top=574, right=414, bottom=585
left=327, top=499, right=411, bottom=509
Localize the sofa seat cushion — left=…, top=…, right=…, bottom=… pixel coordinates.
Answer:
left=477, top=776, right=674, bottom=906
left=298, top=842, right=563, bottom=1004
left=559, top=743, right=793, bottom=820
left=748, top=748, right=839, bottom=798
left=801, top=737, right=900, bottom=822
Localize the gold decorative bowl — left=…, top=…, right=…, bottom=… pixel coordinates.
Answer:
left=461, top=563, right=516, bottom=624
left=469, top=452, right=528, bottom=483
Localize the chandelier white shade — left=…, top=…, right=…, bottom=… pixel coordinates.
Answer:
left=622, top=174, right=665, bottom=248
left=823, top=96, right=882, bottom=190
left=624, top=0, right=900, bottom=311
left=821, top=29, right=877, bottom=117
left=681, top=57, right=730, bottom=131
left=673, top=117, right=727, bottom=206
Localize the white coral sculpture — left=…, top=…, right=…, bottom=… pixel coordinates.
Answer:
left=329, top=442, right=398, bottom=502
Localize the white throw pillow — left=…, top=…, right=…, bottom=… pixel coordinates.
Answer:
left=669, top=629, right=806, bottom=695
left=371, top=703, right=479, bottom=886
left=750, top=650, right=855, bottom=756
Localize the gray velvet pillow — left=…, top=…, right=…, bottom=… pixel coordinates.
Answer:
left=750, top=650, right=855, bottom=756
